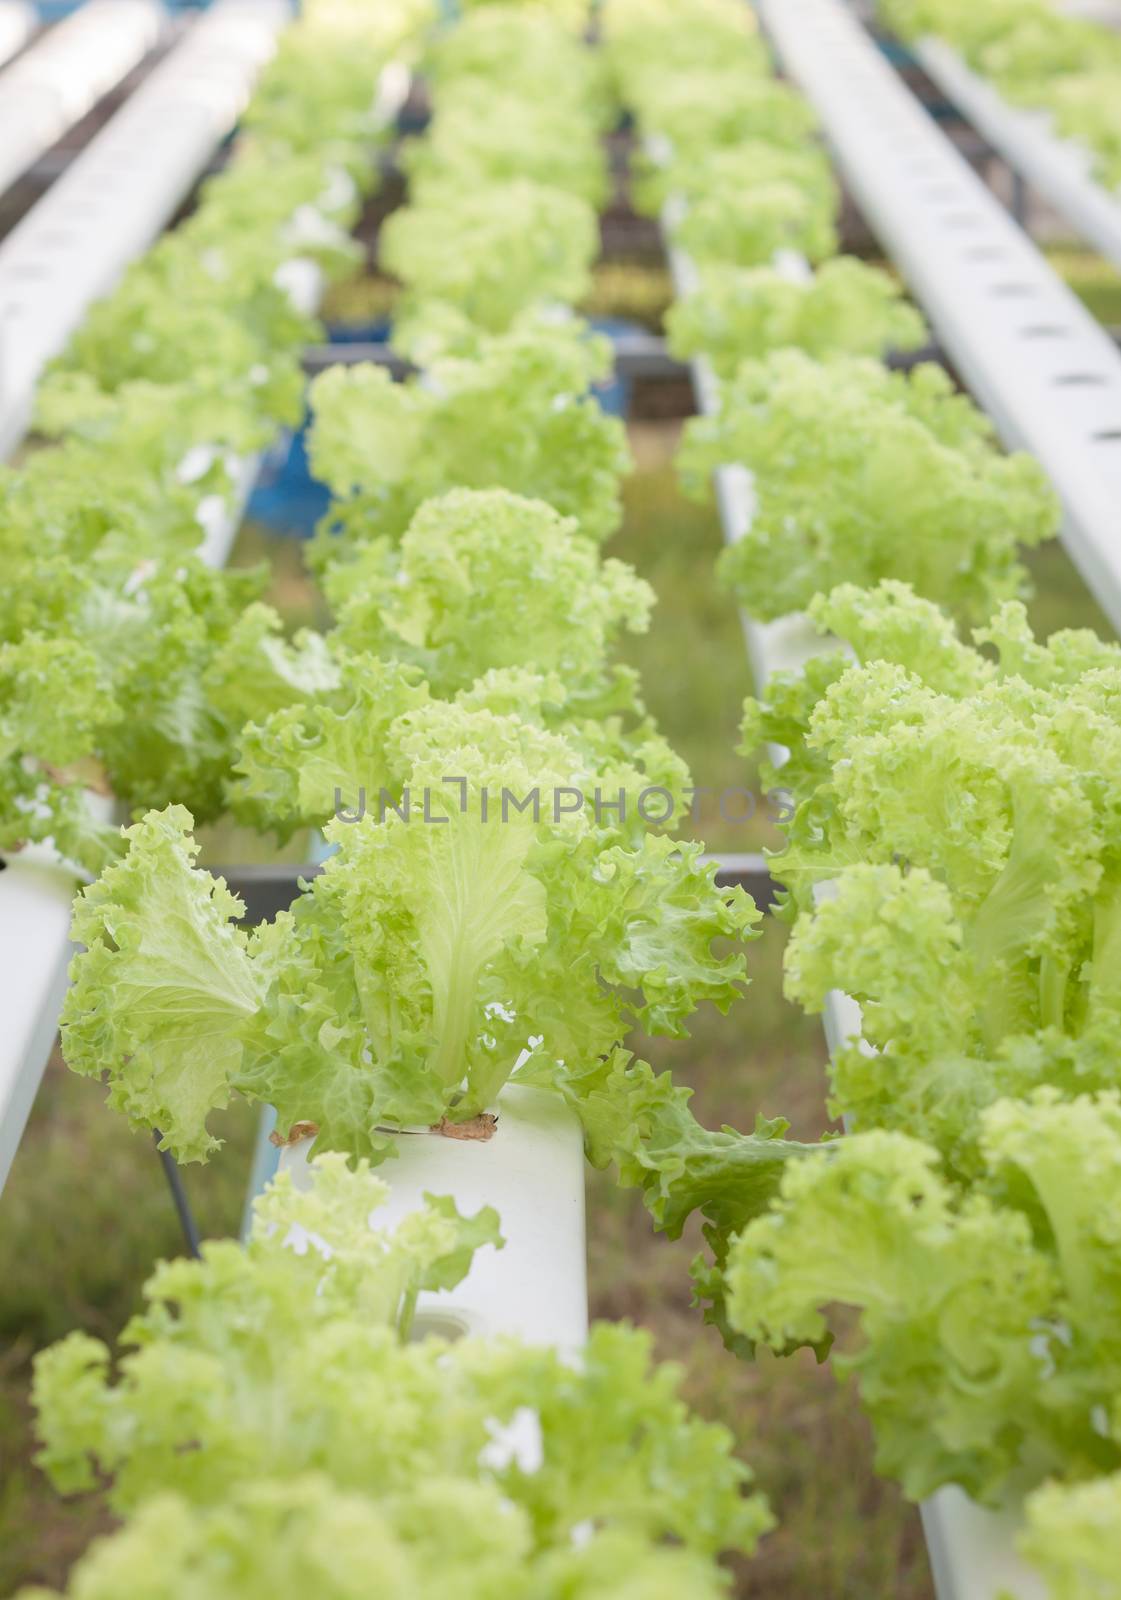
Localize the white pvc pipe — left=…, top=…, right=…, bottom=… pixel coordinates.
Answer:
left=921, top=1488, right=1046, bottom=1600
left=0, top=0, right=290, bottom=460
left=912, top=37, right=1121, bottom=277
left=0, top=863, right=77, bottom=1192
left=0, top=0, right=165, bottom=200
left=0, top=0, right=35, bottom=72
left=279, top=1085, right=589, bottom=1350
left=0, top=793, right=115, bottom=1194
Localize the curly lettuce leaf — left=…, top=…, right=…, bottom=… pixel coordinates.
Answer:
left=61, top=807, right=265, bottom=1161
left=647, top=73, right=820, bottom=163
left=728, top=1091, right=1121, bottom=1501
left=725, top=1130, right=1059, bottom=1501
left=379, top=179, right=599, bottom=333
left=403, top=85, right=608, bottom=205
left=15, top=1474, right=745, bottom=1600
left=308, top=323, right=629, bottom=554
left=680, top=353, right=1057, bottom=623
left=32, top=1175, right=770, bottom=1568
left=667, top=256, right=926, bottom=377
left=1016, top=1472, right=1121, bottom=1600
left=324, top=488, right=653, bottom=700
left=672, top=178, right=837, bottom=271
left=424, top=6, right=611, bottom=124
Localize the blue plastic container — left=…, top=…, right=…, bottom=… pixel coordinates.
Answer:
left=588, top=315, right=638, bottom=419
left=249, top=314, right=635, bottom=539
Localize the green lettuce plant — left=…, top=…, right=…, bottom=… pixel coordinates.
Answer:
left=639, top=73, right=819, bottom=163
left=379, top=180, right=600, bottom=334
left=322, top=487, right=654, bottom=701
left=1016, top=1471, right=1121, bottom=1600
left=307, top=320, right=630, bottom=557
left=637, top=138, right=835, bottom=223
left=28, top=1160, right=771, bottom=1584
left=725, top=1091, right=1121, bottom=1503
left=423, top=6, right=611, bottom=124
left=402, top=89, right=608, bottom=205
left=741, top=581, right=1121, bottom=1172
left=666, top=257, right=927, bottom=376
left=671, top=180, right=837, bottom=272
left=680, top=351, right=1057, bottom=622
left=61, top=694, right=756, bottom=1157
left=241, top=0, right=433, bottom=158
left=16, top=1477, right=737, bottom=1600
left=603, top=0, right=770, bottom=124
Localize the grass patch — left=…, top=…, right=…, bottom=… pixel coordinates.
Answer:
left=612, top=424, right=783, bottom=853
left=0, top=1062, right=257, bottom=1592
left=1024, top=537, right=1116, bottom=641
left=1045, top=245, right=1121, bottom=327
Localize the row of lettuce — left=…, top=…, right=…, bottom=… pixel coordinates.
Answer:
left=880, top=0, right=1121, bottom=191
left=613, top=1, right=1121, bottom=1594
left=15, top=3, right=784, bottom=1596
left=0, top=0, right=428, bottom=870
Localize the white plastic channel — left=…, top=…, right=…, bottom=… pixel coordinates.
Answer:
left=921, top=1489, right=1046, bottom=1600
left=0, top=0, right=35, bottom=71
left=0, top=0, right=290, bottom=460
left=0, top=866, right=76, bottom=1190
left=910, top=36, right=1121, bottom=275
left=0, top=0, right=165, bottom=202
left=279, top=1085, right=589, bottom=1350
left=758, top=0, right=1121, bottom=642
left=0, top=793, right=115, bottom=1194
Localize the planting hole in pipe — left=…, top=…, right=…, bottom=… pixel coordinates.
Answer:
left=409, top=1310, right=471, bottom=1344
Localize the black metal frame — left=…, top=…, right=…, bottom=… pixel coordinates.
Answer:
left=153, top=1129, right=202, bottom=1258
left=214, top=852, right=777, bottom=925
left=302, top=331, right=949, bottom=383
